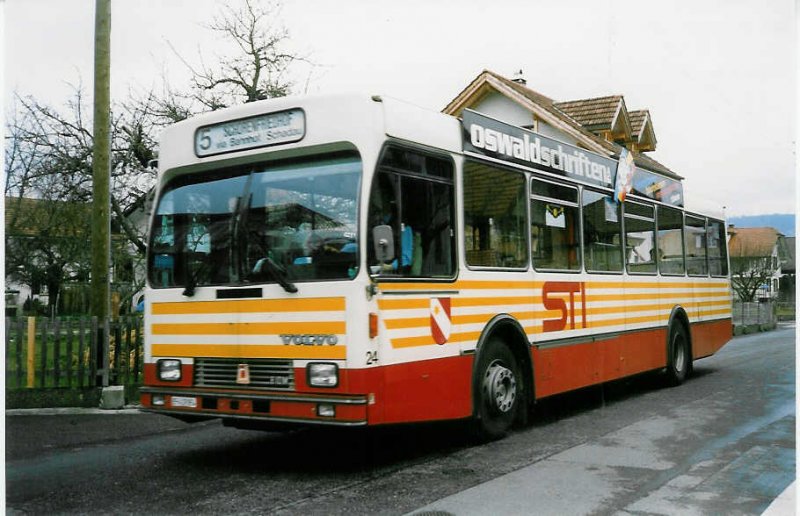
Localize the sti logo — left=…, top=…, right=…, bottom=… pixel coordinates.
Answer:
left=542, top=282, right=587, bottom=333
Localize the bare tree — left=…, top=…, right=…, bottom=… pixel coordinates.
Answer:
left=729, top=243, right=777, bottom=302
left=5, top=0, right=308, bottom=314
left=4, top=88, right=158, bottom=314
left=169, top=0, right=301, bottom=113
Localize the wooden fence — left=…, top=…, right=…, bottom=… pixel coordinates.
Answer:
left=4, top=315, right=143, bottom=390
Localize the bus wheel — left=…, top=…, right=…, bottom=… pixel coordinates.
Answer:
left=474, top=339, right=520, bottom=440
left=666, top=323, right=690, bottom=386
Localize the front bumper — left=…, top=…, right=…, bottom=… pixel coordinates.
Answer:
left=140, top=387, right=368, bottom=427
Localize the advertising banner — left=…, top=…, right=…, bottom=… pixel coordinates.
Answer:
left=462, top=110, right=684, bottom=207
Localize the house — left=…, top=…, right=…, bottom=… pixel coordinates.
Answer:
left=443, top=69, right=698, bottom=274
left=4, top=195, right=140, bottom=316
left=780, top=236, right=795, bottom=301
left=4, top=196, right=93, bottom=315
left=443, top=70, right=680, bottom=182
left=727, top=226, right=788, bottom=300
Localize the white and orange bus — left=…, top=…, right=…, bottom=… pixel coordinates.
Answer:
left=140, top=94, right=732, bottom=439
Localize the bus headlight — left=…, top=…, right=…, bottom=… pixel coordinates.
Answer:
left=157, top=359, right=182, bottom=381
left=307, top=363, right=338, bottom=388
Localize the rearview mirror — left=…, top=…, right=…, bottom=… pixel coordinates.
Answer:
left=372, top=225, right=395, bottom=264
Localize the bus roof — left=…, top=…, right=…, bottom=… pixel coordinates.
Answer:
left=154, top=92, right=723, bottom=221
left=156, top=93, right=461, bottom=175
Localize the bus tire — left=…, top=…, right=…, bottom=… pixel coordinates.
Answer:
left=666, top=322, right=690, bottom=386
left=473, top=338, right=521, bottom=441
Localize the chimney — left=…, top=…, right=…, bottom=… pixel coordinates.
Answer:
left=512, top=69, right=526, bottom=85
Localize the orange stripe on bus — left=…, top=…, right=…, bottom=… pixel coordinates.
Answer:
left=389, top=330, right=485, bottom=348
left=383, top=317, right=429, bottom=330
left=453, top=296, right=537, bottom=307
left=398, top=291, right=734, bottom=306
left=382, top=303, right=731, bottom=334
left=379, top=280, right=545, bottom=292
left=377, top=298, right=430, bottom=310
left=378, top=282, right=460, bottom=292
left=151, top=297, right=345, bottom=315
left=151, top=344, right=347, bottom=360
left=585, top=291, right=729, bottom=302
left=585, top=280, right=730, bottom=290
left=152, top=321, right=346, bottom=336
left=377, top=279, right=729, bottom=295
left=699, top=308, right=733, bottom=317
left=387, top=310, right=731, bottom=349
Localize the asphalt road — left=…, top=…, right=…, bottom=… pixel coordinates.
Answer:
left=5, top=324, right=795, bottom=515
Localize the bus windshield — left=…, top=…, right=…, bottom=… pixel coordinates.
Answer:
left=148, top=154, right=361, bottom=291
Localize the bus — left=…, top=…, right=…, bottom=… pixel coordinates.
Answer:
left=140, top=93, right=732, bottom=439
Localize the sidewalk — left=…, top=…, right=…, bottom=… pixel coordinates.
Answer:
left=5, top=406, right=142, bottom=416
left=409, top=470, right=795, bottom=516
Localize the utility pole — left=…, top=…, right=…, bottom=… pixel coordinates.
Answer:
left=91, top=0, right=111, bottom=321
left=92, top=0, right=111, bottom=388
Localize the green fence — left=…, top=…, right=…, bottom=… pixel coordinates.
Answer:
left=4, top=315, right=144, bottom=391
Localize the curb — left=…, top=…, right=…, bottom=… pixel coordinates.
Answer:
left=5, top=405, right=143, bottom=416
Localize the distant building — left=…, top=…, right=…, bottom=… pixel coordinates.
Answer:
left=727, top=226, right=788, bottom=300
left=780, top=236, right=795, bottom=301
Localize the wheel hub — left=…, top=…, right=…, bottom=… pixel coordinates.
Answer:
left=483, top=360, right=517, bottom=413
left=674, top=336, right=686, bottom=371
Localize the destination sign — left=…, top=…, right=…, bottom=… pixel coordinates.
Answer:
left=194, top=108, right=305, bottom=157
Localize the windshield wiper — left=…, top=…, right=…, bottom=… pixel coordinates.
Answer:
left=252, top=257, right=298, bottom=293
left=231, top=188, right=252, bottom=283
left=182, top=260, right=209, bottom=297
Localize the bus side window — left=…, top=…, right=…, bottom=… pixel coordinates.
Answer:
left=624, top=202, right=657, bottom=274
left=530, top=179, right=580, bottom=271
left=367, top=147, right=455, bottom=278
left=657, top=206, right=686, bottom=275
left=708, top=219, right=729, bottom=276
left=463, top=161, right=527, bottom=269
left=685, top=215, right=708, bottom=276
left=582, top=189, right=623, bottom=273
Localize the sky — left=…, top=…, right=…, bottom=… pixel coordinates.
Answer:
left=2, top=0, right=797, bottom=217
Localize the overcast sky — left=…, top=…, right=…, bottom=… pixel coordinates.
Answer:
left=3, top=0, right=797, bottom=217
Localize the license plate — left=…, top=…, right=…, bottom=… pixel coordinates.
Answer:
left=170, top=396, right=198, bottom=408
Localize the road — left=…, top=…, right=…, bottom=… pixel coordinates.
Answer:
left=6, top=325, right=795, bottom=515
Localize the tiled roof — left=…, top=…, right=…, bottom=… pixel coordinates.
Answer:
left=629, top=110, right=649, bottom=138
left=444, top=70, right=681, bottom=180
left=5, top=196, right=93, bottom=237
left=728, top=227, right=782, bottom=257
left=553, top=96, right=624, bottom=131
